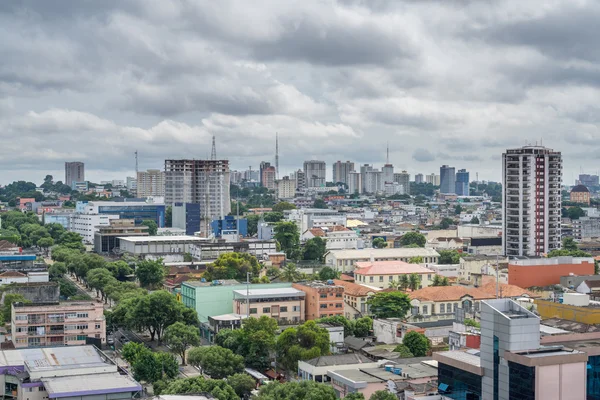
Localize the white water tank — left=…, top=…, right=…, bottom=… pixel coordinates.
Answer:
left=563, top=293, right=590, bottom=307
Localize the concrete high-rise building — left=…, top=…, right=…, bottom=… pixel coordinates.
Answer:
left=360, top=164, right=374, bottom=193
left=276, top=176, right=296, bottom=199
left=304, top=160, right=326, bottom=188
left=440, top=165, right=456, bottom=194
left=414, top=173, right=424, bottom=184
left=261, top=165, right=277, bottom=190
left=65, top=162, right=85, bottom=187
left=290, top=169, right=306, bottom=191
left=126, top=176, right=137, bottom=192
left=164, top=159, right=231, bottom=226
left=259, top=162, right=273, bottom=187
left=578, top=174, right=599, bottom=187
left=136, top=169, right=165, bottom=198
left=393, top=171, right=410, bottom=195
left=426, top=173, right=440, bottom=186
left=502, top=145, right=562, bottom=257
left=382, top=164, right=394, bottom=184
left=348, top=172, right=362, bottom=195
left=364, top=170, right=382, bottom=194
left=455, top=168, right=470, bottom=196
left=332, top=161, right=355, bottom=185
left=244, top=169, right=259, bottom=182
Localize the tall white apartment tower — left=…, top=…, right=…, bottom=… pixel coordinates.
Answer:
left=332, top=161, right=355, bottom=185
left=502, top=145, right=562, bottom=257
left=137, top=169, right=165, bottom=198
left=304, top=160, right=326, bottom=188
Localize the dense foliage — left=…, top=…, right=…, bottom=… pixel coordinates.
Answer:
left=367, top=291, right=411, bottom=319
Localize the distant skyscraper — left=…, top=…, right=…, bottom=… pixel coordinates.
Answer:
left=364, top=170, right=383, bottom=194
left=290, top=169, right=306, bottom=191
left=332, top=161, right=355, bottom=184
left=348, top=172, right=362, bottom=195
left=303, top=160, right=326, bottom=187
left=164, top=159, right=231, bottom=231
left=65, top=162, right=85, bottom=187
left=425, top=173, right=440, bottom=186
left=502, top=145, right=562, bottom=257
left=414, top=173, right=424, bottom=184
left=261, top=165, right=277, bottom=190
left=455, top=169, right=469, bottom=196
left=578, top=174, right=599, bottom=187
left=259, top=161, right=272, bottom=187
left=394, top=171, right=411, bottom=195
left=126, top=176, right=137, bottom=192
left=440, top=165, right=456, bottom=194
left=137, top=169, right=165, bottom=198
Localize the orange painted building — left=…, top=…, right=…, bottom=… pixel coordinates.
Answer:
left=292, top=281, right=345, bottom=320
left=508, top=256, right=595, bottom=288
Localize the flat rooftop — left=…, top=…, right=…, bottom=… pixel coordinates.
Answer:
left=183, top=279, right=240, bottom=287
left=0, top=346, right=107, bottom=370
left=118, top=235, right=202, bottom=243
left=328, top=369, right=384, bottom=383
left=233, top=288, right=305, bottom=299
left=42, top=372, right=141, bottom=398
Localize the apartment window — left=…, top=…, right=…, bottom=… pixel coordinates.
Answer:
left=263, top=307, right=271, bottom=313
left=440, top=304, right=445, bottom=313
left=422, top=305, right=428, bottom=315
left=65, top=335, right=77, bottom=341
left=76, top=312, right=88, bottom=318
left=389, top=276, right=393, bottom=282
left=454, top=303, right=458, bottom=312
left=369, top=277, right=374, bottom=283
left=66, top=313, right=77, bottom=319
left=379, top=276, right=384, bottom=282
left=15, top=315, right=27, bottom=321
left=76, top=335, right=87, bottom=341
left=249, top=308, right=257, bottom=314
left=446, top=303, right=451, bottom=312
left=320, top=304, right=327, bottom=309
left=65, top=325, right=76, bottom=331
left=76, top=324, right=88, bottom=330
left=280, top=307, right=288, bottom=312
left=336, top=293, right=342, bottom=298
left=474, top=302, right=480, bottom=312
left=428, top=274, right=432, bottom=280
left=320, top=294, right=327, bottom=299
left=335, top=304, right=342, bottom=308
left=292, top=306, right=300, bottom=312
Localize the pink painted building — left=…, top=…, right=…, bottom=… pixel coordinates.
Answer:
left=232, top=288, right=305, bottom=324
left=11, top=301, right=106, bottom=348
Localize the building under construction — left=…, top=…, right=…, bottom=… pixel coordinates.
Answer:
left=164, top=159, right=231, bottom=234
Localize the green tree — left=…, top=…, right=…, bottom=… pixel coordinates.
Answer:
left=313, top=199, right=328, bottom=209
left=317, top=315, right=355, bottom=337
left=131, top=351, right=178, bottom=383
left=403, top=331, right=430, bottom=357
left=373, top=237, right=388, bottom=248
left=354, top=317, right=373, bottom=337
left=318, top=267, right=339, bottom=281
left=165, top=206, right=172, bottom=227
left=121, top=342, right=148, bottom=365
left=48, top=262, right=67, bottom=279
left=274, top=221, right=300, bottom=258
left=164, top=322, right=200, bottom=365
left=86, top=268, right=117, bottom=302
left=562, top=237, right=579, bottom=251
left=344, top=393, right=366, bottom=400
left=567, top=206, right=586, bottom=220
left=432, top=275, right=450, bottom=286
left=438, top=249, right=462, bottom=264
left=141, top=220, right=158, bottom=235
left=454, top=204, right=463, bottom=215
left=255, top=380, right=336, bottom=400
left=439, top=217, right=454, bottom=229
left=399, top=274, right=410, bottom=290
left=57, top=278, right=78, bottom=298
left=227, top=373, right=256, bottom=398
left=264, top=211, right=284, bottom=222
left=303, top=236, right=327, bottom=261
left=36, top=237, right=54, bottom=254
left=367, top=291, right=411, bottom=319
left=464, top=318, right=481, bottom=328
left=246, top=214, right=260, bottom=236
left=56, top=231, right=84, bottom=250
left=408, top=273, right=421, bottom=291
left=276, top=321, right=330, bottom=372
left=158, top=376, right=237, bottom=399
left=393, top=344, right=414, bottom=358
left=135, top=259, right=165, bottom=288
left=400, top=232, right=426, bottom=247
left=204, top=252, right=261, bottom=281
left=106, top=260, right=134, bottom=281
left=409, top=256, right=423, bottom=264
left=370, top=390, right=398, bottom=400
left=470, top=216, right=480, bottom=224
left=2, top=294, right=30, bottom=323
left=280, top=263, right=300, bottom=282
left=187, top=346, right=244, bottom=379
left=272, top=201, right=296, bottom=212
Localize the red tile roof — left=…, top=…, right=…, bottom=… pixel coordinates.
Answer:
left=333, top=279, right=379, bottom=297
left=409, top=286, right=494, bottom=302
left=354, top=261, right=434, bottom=276
left=0, top=271, right=26, bottom=278
left=308, top=228, right=326, bottom=237
left=479, top=282, right=541, bottom=299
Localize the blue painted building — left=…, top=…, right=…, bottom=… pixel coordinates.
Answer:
left=455, top=169, right=470, bottom=196
left=172, top=203, right=201, bottom=235
left=211, top=216, right=248, bottom=238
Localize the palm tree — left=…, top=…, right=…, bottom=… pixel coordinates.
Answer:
left=281, top=263, right=300, bottom=282
left=432, top=275, right=441, bottom=286
left=408, top=273, right=421, bottom=291
left=388, top=279, right=400, bottom=290
left=399, top=275, right=410, bottom=291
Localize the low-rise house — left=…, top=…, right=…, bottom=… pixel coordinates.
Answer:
left=354, top=261, right=435, bottom=290
left=232, top=288, right=305, bottom=324
left=333, top=279, right=380, bottom=319
left=426, top=237, right=464, bottom=251
left=298, top=353, right=379, bottom=383
left=408, top=286, right=494, bottom=323
left=325, top=249, right=440, bottom=273
left=292, top=281, right=345, bottom=320
left=576, top=280, right=600, bottom=295
left=11, top=301, right=106, bottom=348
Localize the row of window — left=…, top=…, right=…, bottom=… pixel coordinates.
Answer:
left=320, top=304, right=343, bottom=309
left=319, top=293, right=343, bottom=298
left=249, top=306, right=301, bottom=314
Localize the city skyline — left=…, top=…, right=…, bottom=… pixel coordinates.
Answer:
left=1, top=1, right=600, bottom=185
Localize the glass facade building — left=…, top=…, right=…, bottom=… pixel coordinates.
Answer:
left=438, top=362, right=482, bottom=400
left=508, top=361, right=535, bottom=400
left=97, top=204, right=165, bottom=227
left=588, top=355, right=600, bottom=400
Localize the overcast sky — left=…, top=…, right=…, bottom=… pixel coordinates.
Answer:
left=1, top=0, right=599, bottom=186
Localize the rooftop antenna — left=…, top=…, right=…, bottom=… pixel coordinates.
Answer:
left=275, top=132, right=279, bottom=180
left=135, top=150, right=138, bottom=175
left=211, top=136, right=217, bottom=160
left=386, top=142, right=390, bottom=164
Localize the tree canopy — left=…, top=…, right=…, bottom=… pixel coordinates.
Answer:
left=403, top=331, right=430, bottom=357
left=141, top=220, right=158, bottom=235
left=255, top=380, right=337, bottom=400
left=367, top=291, right=411, bottom=319
left=204, top=252, right=261, bottom=281
left=400, top=232, right=426, bottom=247
left=303, top=236, right=327, bottom=261
left=274, top=221, right=300, bottom=259
left=373, top=237, right=388, bottom=248
left=272, top=201, right=296, bottom=212
left=156, top=376, right=238, bottom=399
left=276, top=320, right=330, bottom=372
left=164, top=322, right=200, bottom=365
left=438, top=249, right=462, bottom=264
left=187, top=346, right=244, bottom=379
left=135, top=259, right=165, bottom=288
left=317, top=266, right=340, bottom=281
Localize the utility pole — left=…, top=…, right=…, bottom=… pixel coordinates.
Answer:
left=246, top=272, right=250, bottom=319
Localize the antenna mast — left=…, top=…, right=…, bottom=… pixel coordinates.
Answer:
left=211, top=136, right=217, bottom=160
left=386, top=142, right=389, bottom=164
left=275, top=132, right=279, bottom=180
left=135, top=150, right=138, bottom=175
